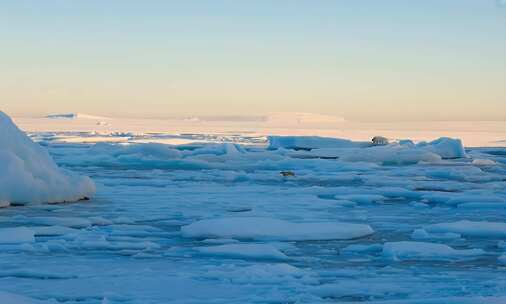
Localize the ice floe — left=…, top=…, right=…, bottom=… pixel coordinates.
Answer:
left=0, top=227, right=35, bottom=244
left=382, top=241, right=485, bottom=261
left=0, top=291, right=45, bottom=304
left=181, top=217, right=373, bottom=241
left=424, top=220, right=506, bottom=238
left=197, top=244, right=289, bottom=260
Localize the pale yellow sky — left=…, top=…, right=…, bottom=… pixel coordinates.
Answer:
left=1, top=1, right=505, bottom=121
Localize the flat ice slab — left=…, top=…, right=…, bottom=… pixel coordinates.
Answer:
left=0, top=227, right=35, bottom=244
left=181, top=217, right=374, bottom=241
left=0, top=291, right=44, bottom=304
left=383, top=241, right=485, bottom=261
left=197, top=244, right=289, bottom=260
left=424, top=220, right=506, bottom=238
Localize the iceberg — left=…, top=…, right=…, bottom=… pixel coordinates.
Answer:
left=269, top=135, right=467, bottom=163
left=416, top=137, right=467, bottom=159
left=0, top=111, right=95, bottom=204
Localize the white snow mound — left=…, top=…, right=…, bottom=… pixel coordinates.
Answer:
left=0, top=111, right=95, bottom=204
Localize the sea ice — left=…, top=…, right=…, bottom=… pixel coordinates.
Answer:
left=382, top=241, right=485, bottom=261
left=181, top=217, right=374, bottom=241
left=197, top=243, right=289, bottom=260
left=0, top=227, right=35, bottom=244
left=270, top=136, right=467, bottom=165
left=424, top=220, right=506, bottom=238
left=0, top=291, right=44, bottom=304
left=268, top=135, right=370, bottom=150
left=0, top=111, right=95, bottom=204
left=1, top=117, right=505, bottom=303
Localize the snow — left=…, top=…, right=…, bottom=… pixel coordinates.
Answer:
left=1, top=114, right=506, bottom=303
left=181, top=217, right=374, bottom=241
left=382, top=241, right=485, bottom=261
left=0, top=111, right=95, bottom=204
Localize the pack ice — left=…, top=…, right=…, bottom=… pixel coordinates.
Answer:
left=1, top=116, right=506, bottom=303
left=0, top=111, right=95, bottom=205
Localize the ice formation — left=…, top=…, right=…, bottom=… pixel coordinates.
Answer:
left=268, top=135, right=371, bottom=150
left=197, top=244, right=290, bottom=260
left=0, top=121, right=505, bottom=303
left=424, top=220, right=506, bottom=238
left=0, top=111, right=95, bottom=204
left=268, top=135, right=467, bottom=162
left=181, top=217, right=374, bottom=241
left=382, top=241, right=485, bottom=261
left=0, top=227, right=35, bottom=244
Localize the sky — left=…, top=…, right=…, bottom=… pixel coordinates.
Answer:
left=1, top=0, right=505, bottom=121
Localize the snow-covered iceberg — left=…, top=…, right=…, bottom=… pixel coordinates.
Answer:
left=416, top=137, right=467, bottom=159
left=0, top=111, right=95, bottom=204
left=269, top=135, right=467, bottom=162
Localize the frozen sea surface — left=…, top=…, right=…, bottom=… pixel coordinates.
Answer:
left=1, top=132, right=506, bottom=303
